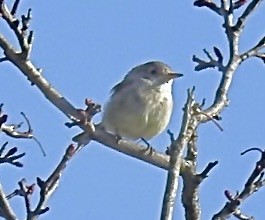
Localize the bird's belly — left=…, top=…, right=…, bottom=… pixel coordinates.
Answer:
left=102, top=89, right=173, bottom=140
left=142, top=92, right=172, bottom=139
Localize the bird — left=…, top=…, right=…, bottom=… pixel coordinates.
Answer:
left=102, top=61, right=182, bottom=140
left=73, top=61, right=182, bottom=145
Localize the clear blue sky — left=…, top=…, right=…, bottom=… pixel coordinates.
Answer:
left=1, top=1, right=265, bottom=219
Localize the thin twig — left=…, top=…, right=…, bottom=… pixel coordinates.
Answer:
left=1, top=111, right=46, bottom=156
left=0, top=1, right=29, bottom=52
left=212, top=148, right=265, bottom=219
left=26, top=144, right=75, bottom=219
left=11, top=0, right=20, bottom=15
left=198, top=161, right=219, bottom=179
left=0, top=143, right=25, bottom=167
left=240, top=36, right=265, bottom=62
left=235, top=0, right=263, bottom=31
left=193, top=0, right=223, bottom=15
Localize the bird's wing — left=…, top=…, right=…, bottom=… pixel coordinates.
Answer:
left=110, top=79, right=133, bottom=95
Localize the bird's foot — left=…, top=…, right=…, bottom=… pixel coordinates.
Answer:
left=110, top=129, right=123, bottom=143
left=115, top=133, right=123, bottom=142
left=140, top=138, right=155, bottom=155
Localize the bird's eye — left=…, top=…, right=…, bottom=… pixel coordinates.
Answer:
left=150, top=69, right=156, bottom=75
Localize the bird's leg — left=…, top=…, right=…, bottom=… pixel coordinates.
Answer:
left=141, top=138, right=150, bottom=147
left=140, top=138, right=155, bottom=155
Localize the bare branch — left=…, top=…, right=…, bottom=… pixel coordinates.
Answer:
left=241, top=147, right=263, bottom=155
left=166, top=129, right=175, bottom=143
left=193, top=47, right=225, bottom=72
left=0, top=57, right=8, bottom=62
left=198, top=161, right=218, bottom=179
left=181, top=132, right=218, bottom=220
left=192, top=103, right=224, bottom=131
left=234, top=209, right=254, bottom=220
left=0, top=142, right=8, bottom=155
left=161, top=88, right=197, bottom=220
left=0, top=106, right=8, bottom=127
left=212, top=147, right=265, bottom=219
left=94, top=131, right=170, bottom=169
left=240, top=36, right=265, bottom=62
left=0, top=1, right=30, bottom=54
left=26, top=144, right=75, bottom=219
left=193, top=55, right=216, bottom=71
left=21, top=9, right=32, bottom=32
left=0, top=182, right=16, bottom=220
left=196, top=56, right=240, bottom=126
left=0, top=142, right=25, bottom=167
left=213, top=47, right=224, bottom=64
left=235, top=0, right=263, bottom=32
left=254, top=52, right=265, bottom=63
left=11, top=0, right=20, bottom=15
left=191, top=2, right=265, bottom=219
left=1, top=111, right=46, bottom=156
left=18, top=179, right=34, bottom=216
left=193, top=0, right=242, bottom=122
left=6, top=145, right=75, bottom=219
left=181, top=133, right=201, bottom=220
left=194, top=0, right=223, bottom=15
left=233, top=0, right=248, bottom=9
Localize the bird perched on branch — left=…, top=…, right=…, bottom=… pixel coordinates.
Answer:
left=73, top=61, right=182, bottom=145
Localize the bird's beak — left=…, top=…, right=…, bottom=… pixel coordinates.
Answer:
left=167, top=72, right=183, bottom=80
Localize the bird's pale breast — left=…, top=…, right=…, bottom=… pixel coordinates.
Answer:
left=102, top=84, right=173, bottom=140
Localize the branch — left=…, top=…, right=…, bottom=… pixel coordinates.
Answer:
left=212, top=147, right=265, bottom=219
left=197, top=161, right=218, bottom=179
left=193, top=47, right=225, bottom=72
left=160, top=88, right=197, bottom=220
left=240, top=36, right=265, bottom=62
left=192, top=2, right=264, bottom=219
left=0, top=109, right=46, bottom=156
left=254, top=52, right=265, bottom=63
left=3, top=145, right=76, bottom=219
left=28, top=148, right=72, bottom=219
left=194, top=0, right=223, bottom=15
left=0, top=57, right=8, bottom=62
left=0, top=0, right=32, bottom=57
left=235, top=0, right=263, bottom=32
left=192, top=23, right=241, bottom=123
left=193, top=0, right=264, bottom=127
left=0, top=182, right=16, bottom=220
left=0, top=104, right=8, bottom=127
left=233, top=0, right=248, bottom=9
left=17, top=179, right=35, bottom=218
left=195, top=41, right=240, bottom=125
left=181, top=131, right=218, bottom=220
left=181, top=160, right=218, bottom=220
left=181, top=133, right=200, bottom=220
left=0, top=142, right=25, bottom=167
left=10, top=0, right=20, bottom=15
left=0, top=2, right=171, bottom=169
